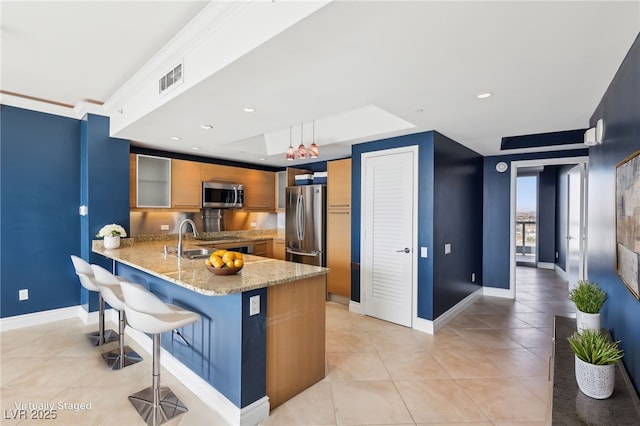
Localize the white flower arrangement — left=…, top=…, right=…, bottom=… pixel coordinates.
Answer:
left=96, top=224, right=127, bottom=238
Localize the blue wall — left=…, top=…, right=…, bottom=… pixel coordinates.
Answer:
left=483, top=149, right=588, bottom=289
left=432, top=132, right=483, bottom=317
left=586, top=33, right=640, bottom=393
left=351, top=131, right=482, bottom=321
left=537, top=166, right=557, bottom=264
left=0, top=106, right=81, bottom=317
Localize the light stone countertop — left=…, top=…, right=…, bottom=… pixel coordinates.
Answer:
left=92, top=240, right=327, bottom=296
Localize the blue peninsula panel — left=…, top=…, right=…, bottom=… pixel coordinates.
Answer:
left=115, top=263, right=267, bottom=408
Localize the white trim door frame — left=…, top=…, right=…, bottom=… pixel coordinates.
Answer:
left=509, top=156, right=589, bottom=297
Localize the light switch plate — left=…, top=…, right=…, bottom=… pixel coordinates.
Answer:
left=445, top=243, right=452, bottom=254
left=19, top=289, right=29, bottom=301
left=420, top=247, right=428, bottom=258
left=250, top=295, right=260, bottom=316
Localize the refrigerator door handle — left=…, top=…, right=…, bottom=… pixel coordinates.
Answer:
left=233, top=187, right=238, bottom=207
left=296, top=195, right=302, bottom=241
left=299, top=194, right=305, bottom=241
left=286, top=248, right=320, bottom=257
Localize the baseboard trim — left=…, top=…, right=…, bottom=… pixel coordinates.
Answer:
left=328, top=293, right=350, bottom=306
left=124, top=327, right=269, bottom=426
left=482, top=286, right=514, bottom=299
left=348, top=300, right=363, bottom=314
left=555, top=265, right=567, bottom=280
left=537, top=262, right=556, bottom=270
left=0, top=306, right=83, bottom=331
left=431, top=288, right=483, bottom=333
left=412, top=316, right=434, bottom=334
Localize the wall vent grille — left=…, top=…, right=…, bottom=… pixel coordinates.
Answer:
left=159, top=62, right=183, bottom=96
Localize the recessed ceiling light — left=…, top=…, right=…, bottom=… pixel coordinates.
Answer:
left=259, top=157, right=266, bottom=161
left=243, top=107, right=256, bottom=113
left=200, top=124, right=213, bottom=130
left=191, top=147, right=200, bottom=150
left=171, top=136, right=181, bottom=141
left=477, top=92, right=492, bottom=99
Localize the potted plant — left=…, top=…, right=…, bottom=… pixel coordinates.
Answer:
left=568, top=280, right=607, bottom=332
left=568, top=328, right=623, bottom=399
left=96, top=224, right=127, bottom=249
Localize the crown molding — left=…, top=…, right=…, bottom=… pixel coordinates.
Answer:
left=1, top=92, right=107, bottom=119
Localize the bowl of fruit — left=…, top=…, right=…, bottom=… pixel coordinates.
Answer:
left=205, top=250, right=244, bottom=275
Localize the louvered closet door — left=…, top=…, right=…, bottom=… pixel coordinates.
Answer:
left=362, top=147, right=416, bottom=327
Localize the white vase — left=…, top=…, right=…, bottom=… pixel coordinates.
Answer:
left=574, top=355, right=615, bottom=399
left=103, top=235, right=121, bottom=249
left=576, top=310, right=601, bottom=333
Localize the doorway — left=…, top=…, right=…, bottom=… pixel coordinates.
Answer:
left=360, top=146, right=418, bottom=327
left=516, top=174, right=538, bottom=267
left=509, top=157, right=589, bottom=297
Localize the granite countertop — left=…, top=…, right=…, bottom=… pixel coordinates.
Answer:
left=92, top=239, right=326, bottom=296
left=552, top=316, right=640, bottom=425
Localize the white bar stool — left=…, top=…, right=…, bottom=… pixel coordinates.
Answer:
left=70, top=255, right=118, bottom=346
left=90, top=265, right=143, bottom=370
left=119, top=281, right=200, bottom=426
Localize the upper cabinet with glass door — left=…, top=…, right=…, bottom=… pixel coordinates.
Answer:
left=136, top=155, right=171, bottom=208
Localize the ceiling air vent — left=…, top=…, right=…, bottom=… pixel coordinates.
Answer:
left=159, top=62, right=183, bottom=96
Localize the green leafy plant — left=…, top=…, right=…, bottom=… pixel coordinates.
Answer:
left=567, top=328, right=624, bottom=365
left=568, top=280, right=607, bottom=313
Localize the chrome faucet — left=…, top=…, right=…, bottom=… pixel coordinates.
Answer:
left=177, top=219, right=198, bottom=257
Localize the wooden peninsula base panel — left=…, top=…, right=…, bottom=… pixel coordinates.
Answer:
left=266, top=275, right=326, bottom=409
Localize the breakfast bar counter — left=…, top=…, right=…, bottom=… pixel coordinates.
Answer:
left=92, top=239, right=328, bottom=424
left=92, top=239, right=327, bottom=296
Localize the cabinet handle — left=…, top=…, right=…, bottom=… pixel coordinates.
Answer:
left=173, top=203, right=200, bottom=207
left=329, top=211, right=350, bottom=215
left=329, top=204, right=350, bottom=208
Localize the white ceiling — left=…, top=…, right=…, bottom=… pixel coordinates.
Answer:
left=2, top=1, right=639, bottom=168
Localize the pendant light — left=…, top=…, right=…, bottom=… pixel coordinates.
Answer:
left=309, top=120, right=319, bottom=158
left=297, top=123, right=307, bottom=159
left=286, top=126, right=295, bottom=161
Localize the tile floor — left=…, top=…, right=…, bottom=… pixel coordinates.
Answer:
left=1, top=267, right=572, bottom=425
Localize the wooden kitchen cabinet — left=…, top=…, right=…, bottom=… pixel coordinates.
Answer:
left=327, top=158, right=351, bottom=209
left=271, top=239, right=285, bottom=260
left=240, top=169, right=275, bottom=211
left=171, top=159, right=201, bottom=210
left=200, top=162, right=242, bottom=183
left=129, top=154, right=137, bottom=208
left=326, top=158, right=351, bottom=299
left=253, top=240, right=268, bottom=257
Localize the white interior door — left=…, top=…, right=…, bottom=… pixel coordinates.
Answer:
left=361, top=146, right=416, bottom=327
left=567, top=164, right=585, bottom=290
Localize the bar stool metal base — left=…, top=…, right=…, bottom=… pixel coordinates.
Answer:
left=85, top=329, right=119, bottom=346
left=101, top=346, right=143, bottom=370
left=128, top=387, right=188, bottom=426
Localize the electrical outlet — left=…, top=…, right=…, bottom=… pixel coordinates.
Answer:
left=160, top=224, right=170, bottom=231
left=250, top=222, right=257, bottom=228
left=19, top=289, right=29, bottom=301
left=250, top=295, right=260, bottom=316
left=556, top=251, right=559, bottom=259
left=472, top=273, right=476, bottom=283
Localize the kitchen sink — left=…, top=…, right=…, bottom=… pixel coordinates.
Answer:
left=177, top=248, right=212, bottom=259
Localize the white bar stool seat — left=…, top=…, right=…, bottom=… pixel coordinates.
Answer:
left=90, top=265, right=143, bottom=370
left=119, top=281, right=200, bottom=426
left=70, top=255, right=118, bottom=346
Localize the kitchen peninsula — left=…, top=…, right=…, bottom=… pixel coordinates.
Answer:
left=93, top=239, right=328, bottom=425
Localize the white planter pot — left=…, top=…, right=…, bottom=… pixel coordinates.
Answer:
left=103, top=235, right=121, bottom=249
left=574, top=355, right=615, bottom=399
left=576, top=310, right=600, bottom=333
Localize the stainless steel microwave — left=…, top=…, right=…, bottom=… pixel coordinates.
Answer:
left=202, top=181, right=244, bottom=208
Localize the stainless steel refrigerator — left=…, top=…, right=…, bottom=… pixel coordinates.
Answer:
left=286, top=184, right=326, bottom=267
